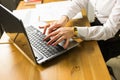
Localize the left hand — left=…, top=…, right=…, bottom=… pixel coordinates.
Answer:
left=44, top=27, right=74, bottom=49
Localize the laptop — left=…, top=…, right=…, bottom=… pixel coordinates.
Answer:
left=0, top=4, right=79, bottom=64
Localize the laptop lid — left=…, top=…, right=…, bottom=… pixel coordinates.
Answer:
left=0, top=4, right=37, bottom=64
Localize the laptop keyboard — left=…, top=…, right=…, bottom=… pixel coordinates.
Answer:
left=25, top=26, right=64, bottom=59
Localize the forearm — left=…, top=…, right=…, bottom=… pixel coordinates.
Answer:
left=76, top=0, right=120, bottom=41
left=76, top=24, right=120, bottom=41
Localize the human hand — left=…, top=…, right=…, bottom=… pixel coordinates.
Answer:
left=44, top=27, right=74, bottom=49
left=39, top=16, right=69, bottom=35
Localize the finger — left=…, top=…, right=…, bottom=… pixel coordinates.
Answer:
left=39, top=26, right=44, bottom=28
left=41, top=24, right=50, bottom=34
left=44, top=30, right=59, bottom=41
left=47, top=33, right=62, bottom=45
left=39, top=24, right=49, bottom=33
left=52, top=36, right=65, bottom=46
left=64, top=39, right=69, bottom=49
left=48, top=23, right=61, bottom=34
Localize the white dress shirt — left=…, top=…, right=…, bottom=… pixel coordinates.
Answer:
left=63, top=0, right=120, bottom=40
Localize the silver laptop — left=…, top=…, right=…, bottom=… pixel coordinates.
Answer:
left=0, top=4, right=79, bottom=64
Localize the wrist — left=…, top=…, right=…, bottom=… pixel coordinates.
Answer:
left=60, top=15, right=69, bottom=25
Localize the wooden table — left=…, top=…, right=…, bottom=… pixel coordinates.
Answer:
left=0, top=1, right=111, bottom=80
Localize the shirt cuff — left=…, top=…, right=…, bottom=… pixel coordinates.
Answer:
left=76, top=27, right=88, bottom=40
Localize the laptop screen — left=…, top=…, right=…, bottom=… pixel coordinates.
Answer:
left=0, top=4, right=36, bottom=63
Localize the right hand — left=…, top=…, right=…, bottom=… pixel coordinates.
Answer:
left=43, top=27, right=74, bottom=49
left=39, top=16, right=69, bottom=34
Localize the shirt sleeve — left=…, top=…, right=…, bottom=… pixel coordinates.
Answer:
left=62, top=0, right=88, bottom=19
left=77, top=0, right=120, bottom=40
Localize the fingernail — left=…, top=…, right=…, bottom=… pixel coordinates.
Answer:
left=52, top=44, right=54, bottom=46
left=52, top=43, right=55, bottom=46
